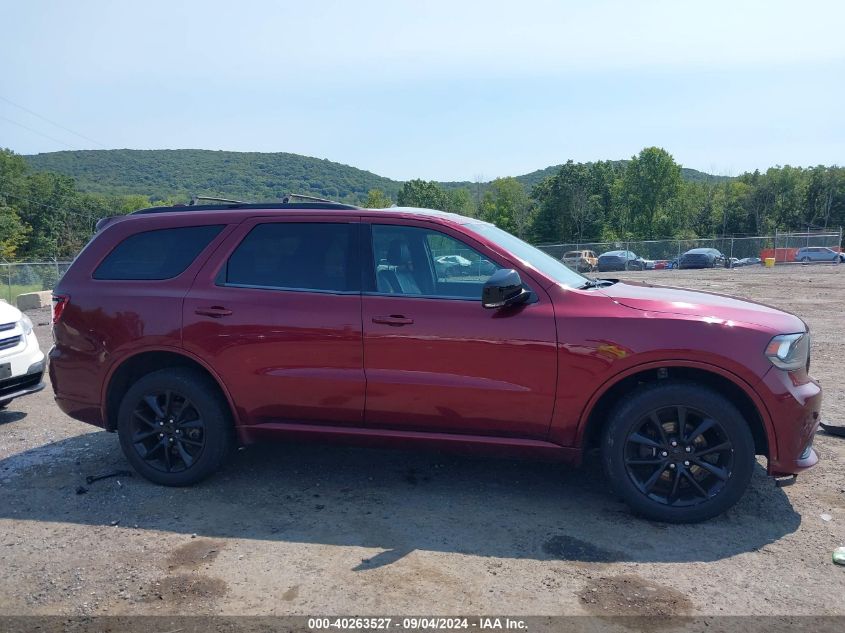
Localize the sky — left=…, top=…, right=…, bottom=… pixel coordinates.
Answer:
left=1, top=0, right=843, bottom=181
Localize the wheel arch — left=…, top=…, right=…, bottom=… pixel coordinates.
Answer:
left=102, top=348, right=237, bottom=433
left=577, top=361, right=774, bottom=460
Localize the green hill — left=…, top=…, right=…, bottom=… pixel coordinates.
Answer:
left=23, top=149, right=727, bottom=204
left=23, top=149, right=402, bottom=203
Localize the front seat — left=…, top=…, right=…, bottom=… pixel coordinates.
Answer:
left=378, top=240, right=421, bottom=294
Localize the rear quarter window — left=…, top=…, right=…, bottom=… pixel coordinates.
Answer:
left=93, top=225, right=224, bottom=280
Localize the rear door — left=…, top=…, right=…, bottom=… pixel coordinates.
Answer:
left=183, top=216, right=365, bottom=427
left=360, top=220, right=558, bottom=439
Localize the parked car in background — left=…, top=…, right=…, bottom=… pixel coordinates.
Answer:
left=562, top=250, right=597, bottom=272
left=597, top=250, right=645, bottom=272
left=735, top=257, right=762, bottom=267
left=679, top=248, right=727, bottom=269
left=50, top=200, right=822, bottom=523
left=434, top=255, right=497, bottom=278
left=652, top=260, right=669, bottom=270
left=0, top=300, right=45, bottom=410
left=794, top=247, right=843, bottom=263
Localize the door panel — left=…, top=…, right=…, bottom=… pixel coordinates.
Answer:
left=362, top=222, right=558, bottom=439
left=363, top=296, right=557, bottom=438
left=183, top=219, right=365, bottom=427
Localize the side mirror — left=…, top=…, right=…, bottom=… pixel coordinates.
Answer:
left=482, top=269, right=531, bottom=309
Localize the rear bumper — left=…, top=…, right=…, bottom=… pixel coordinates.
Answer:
left=598, top=262, right=626, bottom=271
left=49, top=349, right=107, bottom=428
left=0, top=360, right=46, bottom=403
left=679, top=259, right=710, bottom=269
left=761, top=369, right=822, bottom=477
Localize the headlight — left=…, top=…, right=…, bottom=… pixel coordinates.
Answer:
left=18, top=314, right=33, bottom=335
left=765, top=332, right=809, bottom=371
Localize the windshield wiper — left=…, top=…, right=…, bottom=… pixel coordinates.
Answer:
left=579, top=279, right=617, bottom=289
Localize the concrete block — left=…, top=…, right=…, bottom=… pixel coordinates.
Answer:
left=15, top=290, right=52, bottom=311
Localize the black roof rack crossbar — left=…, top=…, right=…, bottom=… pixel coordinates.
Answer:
left=189, top=196, right=249, bottom=206
left=281, top=193, right=342, bottom=204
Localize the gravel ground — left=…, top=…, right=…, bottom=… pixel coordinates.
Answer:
left=0, top=264, right=844, bottom=617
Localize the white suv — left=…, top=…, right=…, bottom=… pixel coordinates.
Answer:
left=0, top=300, right=46, bottom=409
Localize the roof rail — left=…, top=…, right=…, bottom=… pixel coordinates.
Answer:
left=131, top=201, right=361, bottom=215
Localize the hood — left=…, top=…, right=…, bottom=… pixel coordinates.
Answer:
left=597, top=280, right=805, bottom=333
left=0, top=300, right=23, bottom=324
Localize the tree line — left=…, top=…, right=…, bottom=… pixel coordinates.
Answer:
left=2, top=146, right=843, bottom=261
left=387, top=147, right=845, bottom=244
left=1, top=149, right=152, bottom=259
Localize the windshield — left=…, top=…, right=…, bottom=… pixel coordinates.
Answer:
left=465, top=223, right=588, bottom=288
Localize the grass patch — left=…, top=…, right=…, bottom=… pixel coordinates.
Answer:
left=0, top=284, right=43, bottom=305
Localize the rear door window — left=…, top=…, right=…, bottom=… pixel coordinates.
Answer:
left=222, top=222, right=359, bottom=293
left=93, top=225, right=224, bottom=280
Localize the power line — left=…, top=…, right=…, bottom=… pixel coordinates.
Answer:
left=0, top=114, right=79, bottom=150
left=0, top=97, right=177, bottom=205
left=0, top=94, right=107, bottom=148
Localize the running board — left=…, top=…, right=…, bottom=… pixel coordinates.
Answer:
left=238, top=421, right=580, bottom=463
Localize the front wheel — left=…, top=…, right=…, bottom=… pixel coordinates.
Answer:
left=602, top=381, right=755, bottom=523
left=117, top=368, right=232, bottom=486
left=801, top=257, right=811, bottom=263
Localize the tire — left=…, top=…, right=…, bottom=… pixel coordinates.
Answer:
left=117, top=368, right=233, bottom=486
left=0, top=400, right=10, bottom=410
left=601, top=380, right=755, bottom=523
left=801, top=257, right=810, bottom=263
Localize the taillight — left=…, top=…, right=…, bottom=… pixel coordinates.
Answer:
left=52, top=294, right=69, bottom=324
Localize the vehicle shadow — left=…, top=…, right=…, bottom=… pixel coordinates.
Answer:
left=0, top=429, right=801, bottom=567
left=0, top=410, right=27, bottom=425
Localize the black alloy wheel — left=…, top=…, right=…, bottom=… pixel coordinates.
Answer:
left=130, top=389, right=206, bottom=473
left=117, top=368, right=232, bottom=486
left=623, top=405, right=733, bottom=507
left=602, top=381, right=755, bottom=523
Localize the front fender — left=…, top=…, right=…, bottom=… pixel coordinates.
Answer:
left=547, top=356, right=777, bottom=464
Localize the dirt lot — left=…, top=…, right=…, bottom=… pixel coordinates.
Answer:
left=1, top=265, right=844, bottom=617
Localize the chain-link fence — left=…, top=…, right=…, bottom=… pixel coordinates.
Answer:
left=1, top=261, right=73, bottom=305
left=1, top=229, right=841, bottom=305
left=537, top=231, right=843, bottom=266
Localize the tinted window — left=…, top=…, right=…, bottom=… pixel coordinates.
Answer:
left=94, top=225, right=224, bottom=280
left=371, top=224, right=500, bottom=299
left=224, top=223, right=358, bottom=292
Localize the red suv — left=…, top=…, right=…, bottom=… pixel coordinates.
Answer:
left=49, top=202, right=821, bottom=522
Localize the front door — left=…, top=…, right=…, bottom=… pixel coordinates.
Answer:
left=361, top=221, right=558, bottom=439
left=183, top=217, right=365, bottom=427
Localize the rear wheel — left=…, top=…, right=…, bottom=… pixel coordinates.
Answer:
left=801, top=256, right=811, bottom=263
left=0, top=400, right=10, bottom=410
left=602, top=381, right=755, bottom=523
left=117, top=368, right=232, bottom=486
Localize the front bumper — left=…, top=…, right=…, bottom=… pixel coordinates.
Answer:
left=761, top=368, right=822, bottom=477
left=0, top=359, right=46, bottom=403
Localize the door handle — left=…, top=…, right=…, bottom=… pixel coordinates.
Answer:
left=194, top=306, right=233, bottom=318
left=372, top=315, right=414, bottom=326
